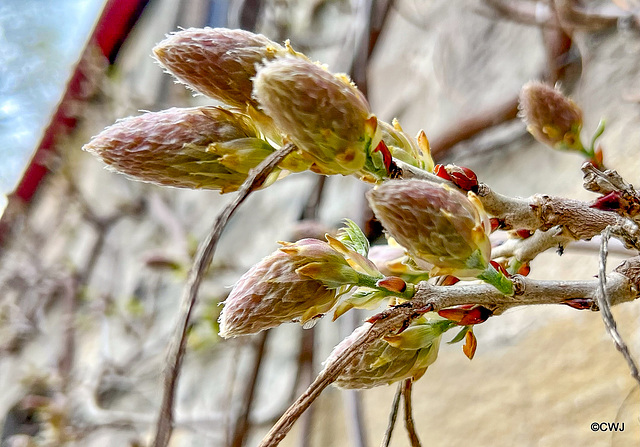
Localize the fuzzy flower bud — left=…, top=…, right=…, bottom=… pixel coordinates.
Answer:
left=219, top=238, right=359, bottom=337
left=253, top=57, right=380, bottom=176
left=519, top=81, right=584, bottom=151
left=83, top=106, right=280, bottom=193
left=153, top=28, right=289, bottom=109
left=367, top=180, right=492, bottom=278
left=326, top=318, right=452, bottom=389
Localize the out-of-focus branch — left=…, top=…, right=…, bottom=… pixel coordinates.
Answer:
left=401, top=379, right=421, bottom=447
left=482, top=0, right=638, bottom=30
left=230, top=332, right=269, bottom=447
left=380, top=383, right=402, bottom=447
left=151, top=143, right=296, bottom=447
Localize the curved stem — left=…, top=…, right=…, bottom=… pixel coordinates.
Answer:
left=151, top=144, right=296, bottom=447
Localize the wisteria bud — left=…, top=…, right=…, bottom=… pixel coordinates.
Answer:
left=219, top=238, right=359, bottom=337
left=367, top=180, right=492, bottom=278
left=519, top=81, right=584, bottom=151
left=153, top=28, right=290, bottom=109
left=83, top=106, right=282, bottom=193
left=379, top=119, right=434, bottom=171
left=253, top=57, right=380, bottom=175
left=367, top=244, right=430, bottom=281
left=326, top=318, right=452, bottom=389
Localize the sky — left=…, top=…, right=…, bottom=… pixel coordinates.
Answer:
left=0, top=0, right=107, bottom=214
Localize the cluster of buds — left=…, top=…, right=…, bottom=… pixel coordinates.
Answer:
left=218, top=238, right=361, bottom=337
left=326, top=316, right=454, bottom=389
left=85, top=27, right=434, bottom=192
left=367, top=179, right=492, bottom=279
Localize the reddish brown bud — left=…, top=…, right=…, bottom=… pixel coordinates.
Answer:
left=376, top=276, right=407, bottom=293
left=440, top=275, right=460, bottom=286
left=517, top=263, right=531, bottom=276
left=515, top=229, right=534, bottom=239
left=590, top=191, right=623, bottom=211
left=489, top=218, right=502, bottom=233
left=562, top=298, right=594, bottom=310
left=463, top=329, right=477, bottom=360
left=434, top=164, right=451, bottom=180
left=438, top=305, right=492, bottom=325
left=445, top=165, right=479, bottom=192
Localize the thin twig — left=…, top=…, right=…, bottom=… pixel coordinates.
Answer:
left=380, top=383, right=402, bottom=447
left=597, top=228, right=640, bottom=387
left=258, top=305, right=422, bottom=447
left=230, top=332, right=269, bottom=447
left=151, top=143, right=296, bottom=447
left=401, top=379, right=421, bottom=447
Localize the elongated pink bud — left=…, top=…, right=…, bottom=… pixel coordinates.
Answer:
left=219, top=239, right=359, bottom=337
left=367, top=180, right=491, bottom=278
left=325, top=318, right=452, bottom=389
left=253, top=57, right=379, bottom=175
left=153, top=28, right=288, bottom=108
left=519, top=81, right=583, bottom=151
left=83, top=106, right=277, bottom=193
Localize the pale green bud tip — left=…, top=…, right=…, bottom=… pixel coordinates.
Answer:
left=219, top=238, right=357, bottom=337
left=253, top=57, right=375, bottom=175
left=518, top=81, right=583, bottom=151
left=83, top=106, right=275, bottom=193
left=153, top=27, right=286, bottom=108
left=326, top=319, right=447, bottom=389
left=367, top=180, right=491, bottom=278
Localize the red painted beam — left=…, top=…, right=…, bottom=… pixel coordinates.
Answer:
left=13, top=0, right=150, bottom=203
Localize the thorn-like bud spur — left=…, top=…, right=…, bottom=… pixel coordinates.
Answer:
left=253, top=57, right=379, bottom=176
left=325, top=317, right=453, bottom=389
left=367, top=180, right=492, bottom=278
left=153, top=28, right=290, bottom=109
left=519, top=81, right=584, bottom=151
left=219, top=238, right=359, bottom=337
left=83, top=106, right=281, bottom=193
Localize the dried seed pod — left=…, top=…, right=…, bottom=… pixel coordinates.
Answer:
left=219, top=238, right=359, bottom=337
left=253, top=57, right=379, bottom=175
left=519, top=81, right=584, bottom=151
left=83, top=106, right=278, bottom=193
left=367, top=179, right=492, bottom=278
left=153, top=28, right=289, bottom=108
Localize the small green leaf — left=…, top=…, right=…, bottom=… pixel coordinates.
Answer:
left=337, top=219, right=370, bottom=256
left=448, top=325, right=471, bottom=344
left=588, top=118, right=606, bottom=156
left=477, top=264, right=514, bottom=295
